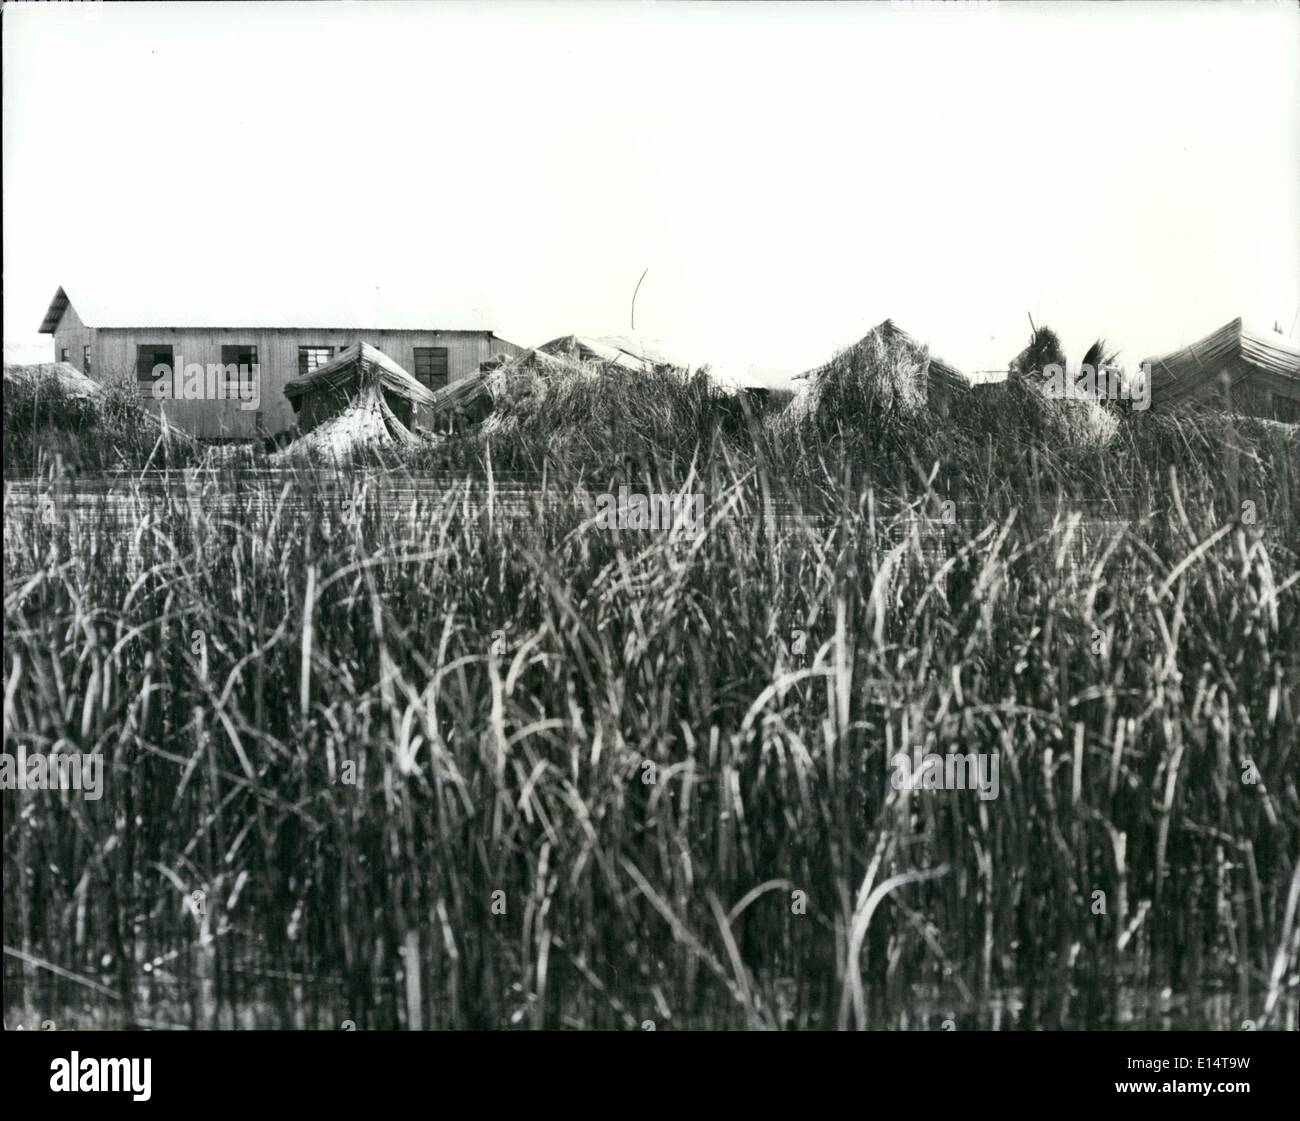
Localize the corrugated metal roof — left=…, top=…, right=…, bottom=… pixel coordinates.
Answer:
left=39, top=285, right=497, bottom=334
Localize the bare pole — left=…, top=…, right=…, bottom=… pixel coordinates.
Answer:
left=631, top=268, right=648, bottom=331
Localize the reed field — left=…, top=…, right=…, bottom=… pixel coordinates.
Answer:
left=4, top=338, right=1299, bottom=1030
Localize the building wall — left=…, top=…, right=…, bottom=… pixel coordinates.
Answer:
left=1152, top=365, right=1300, bottom=424
left=51, top=303, right=96, bottom=377
left=80, top=325, right=523, bottom=439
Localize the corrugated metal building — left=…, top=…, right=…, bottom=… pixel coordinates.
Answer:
left=38, top=286, right=525, bottom=438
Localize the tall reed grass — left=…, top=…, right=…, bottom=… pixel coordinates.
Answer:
left=4, top=337, right=1298, bottom=1029
left=3, top=368, right=199, bottom=474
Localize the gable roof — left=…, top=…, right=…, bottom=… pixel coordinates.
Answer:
left=536, top=334, right=680, bottom=372
left=39, top=288, right=74, bottom=334
left=39, top=285, right=496, bottom=334
left=1144, top=318, right=1300, bottom=404
left=794, top=319, right=969, bottom=390
left=282, top=342, right=437, bottom=406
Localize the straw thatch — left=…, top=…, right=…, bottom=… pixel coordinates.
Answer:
left=276, top=342, right=435, bottom=459
left=792, top=319, right=970, bottom=415
left=272, top=392, right=419, bottom=461
left=970, top=377, right=1119, bottom=446
left=424, top=372, right=496, bottom=432
left=3, top=361, right=101, bottom=400
left=283, top=341, right=436, bottom=410
left=1144, top=318, right=1300, bottom=422
left=536, top=335, right=680, bottom=373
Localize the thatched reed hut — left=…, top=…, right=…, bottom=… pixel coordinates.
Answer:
left=4, top=361, right=101, bottom=400
left=793, top=319, right=970, bottom=415
left=536, top=334, right=680, bottom=373
left=278, top=342, right=435, bottom=458
left=1143, top=318, right=1300, bottom=423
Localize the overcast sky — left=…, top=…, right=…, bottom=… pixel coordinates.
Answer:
left=4, top=0, right=1297, bottom=385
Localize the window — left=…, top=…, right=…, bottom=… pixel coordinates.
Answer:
left=83, top=345, right=92, bottom=376
left=298, top=346, right=334, bottom=376
left=414, top=347, right=449, bottom=391
left=221, top=344, right=258, bottom=392
left=136, top=344, right=175, bottom=397
left=60, top=348, right=69, bottom=362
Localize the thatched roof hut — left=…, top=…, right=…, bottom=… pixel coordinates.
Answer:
left=793, top=319, right=970, bottom=414
left=3, top=361, right=101, bottom=400
left=423, top=370, right=499, bottom=432
left=536, top=334, right=679, bottom=373
left=1144, top=318, right=1300, bottom=423
left=277, top=342, right=436, bottom=458
left=423, top=346, right=591, bottom=434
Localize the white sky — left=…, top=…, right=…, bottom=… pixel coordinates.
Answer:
left=3, top=0, right=1298, bottom=385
